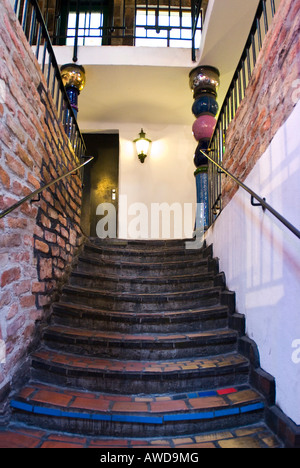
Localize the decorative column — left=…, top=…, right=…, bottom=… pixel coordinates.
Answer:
left=189, top=66, right=220, bottom=230
left=60, top=63, right=86, bottom=118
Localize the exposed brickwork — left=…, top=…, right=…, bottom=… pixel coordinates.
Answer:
left=222, top=0, right=300, bottom=207
left=0, top=0, right=84, bottom=410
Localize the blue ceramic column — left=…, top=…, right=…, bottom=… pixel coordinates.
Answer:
left=189, top=66, right=220, bottom=230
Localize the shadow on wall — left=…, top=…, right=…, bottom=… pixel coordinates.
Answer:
left=205, top=101, right=300, bottom=425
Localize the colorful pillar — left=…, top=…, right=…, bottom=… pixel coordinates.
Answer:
left=189, top=66, right=220, bottom=230
left=60, top=63, right=86, bottom=118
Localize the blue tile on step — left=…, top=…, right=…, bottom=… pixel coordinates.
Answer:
left=10, top=400, right=33, bottom=413
left=164, top=411, right=214, bottom=422
left=214, top=407, right=240, bottom=417
left=112, top=414, right=163, bottom=424
left=240, top=402, right=264, bottom=413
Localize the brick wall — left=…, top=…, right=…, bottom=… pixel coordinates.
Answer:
left=222, top=0, right=300, bottom=207
left=0, top=0, right=84, bottom=416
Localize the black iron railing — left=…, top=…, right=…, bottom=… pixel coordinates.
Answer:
left=38, top=0, right=203, bottom=62
left=14, top=0, right=86, bottom=158
left=208, top=0, right=280, bottom=225
left=201, top=150, right=300, bottom=240
left=0, top=157, right=94, bottom=220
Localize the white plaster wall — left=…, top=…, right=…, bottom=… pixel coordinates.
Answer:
left=205, top=101, right=300, bottom=425
left=80, top=121, right=197, bottom=239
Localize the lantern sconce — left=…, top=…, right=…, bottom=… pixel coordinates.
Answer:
left=134, top=129, right=151, bottom=164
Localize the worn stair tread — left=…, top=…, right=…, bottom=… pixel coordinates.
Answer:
left=71, top=270, right=215, bottom=284
left=62, top=284, right=222, bottom=300
left=0, top=422, right=282, bottom=448
left=88, top=237, right=202, bottom=250
left=31, top=348, right=249, bottom=376
left=44, top=325, right=238, bottom=345
left=52, top=301, right=229, bottom=320
left=77, top=255, right=211, bottom=269
left=11, top=382, right=264, bottom=420
left=83, top=242, right=206, bottom=257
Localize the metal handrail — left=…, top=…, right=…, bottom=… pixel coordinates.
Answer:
left=14, top=0, right=86, bottom=158
left=200, top=150, right=300, bottom=240
left=0, top=157, right=94, bottom=220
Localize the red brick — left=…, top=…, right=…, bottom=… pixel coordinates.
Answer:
left=39, top=258, right=53, bottom=280
left=57, top=236, right=65, bottom=248
left=0, top=167, right=10, bottom=189
left=27, top=140, right=43, bottom=169
left=40, top=214, right=51, bottom=229
left=12, top=180, right=31, bottom=197
left=1, top=267, right=21, bottom=288
left=35, top=239, right=49, bottom=254
left=5, top=153, right=25, bottom=178
left=32, top=282, right=46, bottom=293
left=16, top=144, right=34, bottom=170
left=20, top=295, right=36, bottom=308
left=14, top=280, right=31, bottom=296
left=7, top=218, right=28, bottom=229
left=45, top=231, right=57, bottom=243
left=0, top=234, right=22, bottom=248
left=17, top=111, right=37, bottom=141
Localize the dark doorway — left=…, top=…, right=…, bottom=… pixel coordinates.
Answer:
left=81, top=133, right=119, bottom=238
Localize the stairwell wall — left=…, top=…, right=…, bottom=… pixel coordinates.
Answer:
left=0, top=0, right=84, bottom=417
left=205, top=0, right=300, bottom=425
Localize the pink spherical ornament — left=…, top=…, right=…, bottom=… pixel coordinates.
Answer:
left=192, top=115, right=216, bottom=141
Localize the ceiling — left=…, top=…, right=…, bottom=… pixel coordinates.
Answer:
left=54, top=0, right=260, bottom=129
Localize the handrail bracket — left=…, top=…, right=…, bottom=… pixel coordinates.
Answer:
left=251, top=195, right=266, bottom=211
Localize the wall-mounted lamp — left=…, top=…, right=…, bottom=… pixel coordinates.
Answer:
left=134, top=129, right=151, bottom=163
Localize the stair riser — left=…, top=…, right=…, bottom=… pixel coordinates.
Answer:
left=42, top=335, right=238, bottom=360
left=69, top=275, right=215, bottom=294
left=87, top=238, right=205, bottom=251
left=76, top=258, right=216, bottom=278
left=12, top=410, right=264, bottom=439
left=82, top=246, right=206, bottom=263
left=31, top=363, right=249, bottom=395
left=60, top=290, right=221, bottom=312
left=51, top=311, right=229, bottom=333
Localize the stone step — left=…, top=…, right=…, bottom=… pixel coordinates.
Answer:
left=69, top=270, right=225, bottom=294
left=42, top=325, right=238, bottom=360
left=10, top=382, right=266, bottom=438
left=76, top=255, right=219, bottom=277
left=81, top=241, right=208, bottom=264
left=88, top=237, right=206, bottom=251
left=51, top=302, right=230, bottom=333
left=60, top=285, right=223, bottom=312
left=30, top=348, right=250, bottom=394
left=0, top=422, right=282, bottom=448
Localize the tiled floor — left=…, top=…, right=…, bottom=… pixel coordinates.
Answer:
left=0, top=423, right=281, bottom=448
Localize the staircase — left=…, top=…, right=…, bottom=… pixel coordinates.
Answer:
left=5, top=238, right=282, bottom=448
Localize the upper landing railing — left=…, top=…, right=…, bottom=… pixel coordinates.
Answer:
left=208, top=0, right=280, bottom=226
left=14, top=0, right=86, bottom=158
left=34, top=0, right=203, bottom=62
